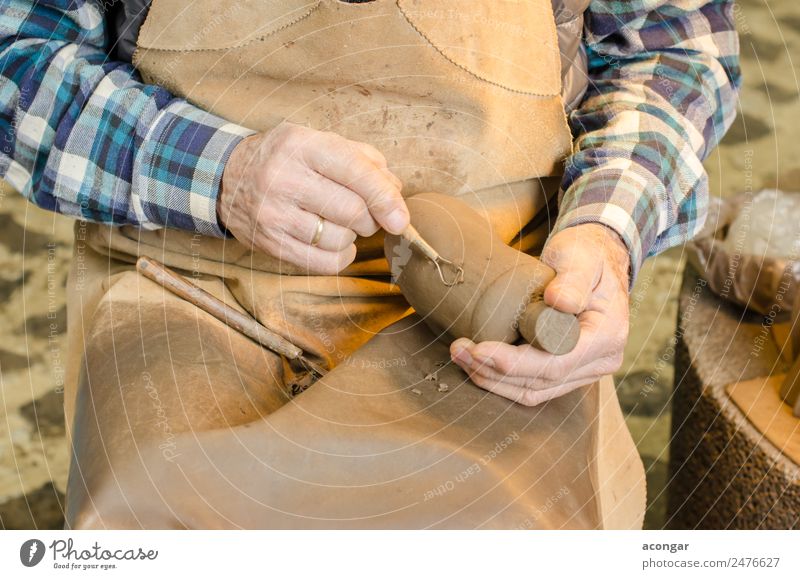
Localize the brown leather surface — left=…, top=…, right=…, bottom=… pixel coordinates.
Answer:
left=107, top=0, right=590, bottom=111
left=65, top=264, right=630, bottom=528
left=62, top=0, right=644, bottom=529
left=134, top=0, right=572, bottom=225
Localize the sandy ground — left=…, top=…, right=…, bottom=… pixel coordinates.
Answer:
left=615, top=0, right=800, bottom=528
left=0, top=186, right=73, bottom=528
left=1, top=0, right=798, bottom=530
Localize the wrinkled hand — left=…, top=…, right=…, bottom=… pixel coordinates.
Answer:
left=450, top=223, right=631, bottom=406
left=218, top=122, right=408, bottom=274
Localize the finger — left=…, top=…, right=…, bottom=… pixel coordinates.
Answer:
left=353, top=143, right=404, bottom=194
left=541, top=236, right=603, bottom=314
left=450, top=337, right=476, bottom=366
left=305, top=134, right=409, bottom=234
left=465, top=349, right=618, bottom=389
left=385, top=169, right=403, bottom=191
left=296, top=172, right=380, bottom=237
left=345, top=142, right=406, bottom=193
left=459, top=310, right=612, bottom=379
left=466, top=340, right=578, bottom=381
left=257, top=230, right=356, bottom=275
left=453, top=343, right=568, bottom=386
left=469, top=372, right=596, bottom=407
left=453, top=359, right=530, bottom=388
left=353, top=141, right=388, bottom=168
left=283, top=207, right=357, bottom=252
left=453, top=338, right=583, bottom=387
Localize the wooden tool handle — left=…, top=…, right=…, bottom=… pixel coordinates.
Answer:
left=136, top=256, right=303, bottom=360
left=517, top=301, right=580, bottom=355
left=401, top=224, right=440, bottom=262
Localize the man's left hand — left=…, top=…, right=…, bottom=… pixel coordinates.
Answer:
left=450, top=223, right=631, bottom=406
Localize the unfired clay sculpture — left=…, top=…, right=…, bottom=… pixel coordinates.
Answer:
left=385, top=193, right=580, bottom=355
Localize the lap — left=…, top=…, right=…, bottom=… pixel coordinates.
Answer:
left=66, top=299, right=641, bottom=528
left=63, top=236, right=644, bottom=529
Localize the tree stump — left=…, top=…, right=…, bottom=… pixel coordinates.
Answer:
left=669, top=265, right=800, bottom=529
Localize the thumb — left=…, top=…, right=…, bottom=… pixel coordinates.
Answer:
left=541, top=234, right=602, bottom=315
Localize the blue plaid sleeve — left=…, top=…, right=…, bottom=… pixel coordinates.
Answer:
left=0, top=0, right=254, bottom=237
left=550, top=0, right=741, bottom=284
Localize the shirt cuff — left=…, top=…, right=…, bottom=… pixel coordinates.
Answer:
left=133, top=100, right=255, bottom=237
left=550, top=166, right=662, bottom=287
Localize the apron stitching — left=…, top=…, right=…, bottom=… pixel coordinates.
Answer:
left=136, top=1, right=322, bottom=54
left=395, top=0, right=557, bottom=99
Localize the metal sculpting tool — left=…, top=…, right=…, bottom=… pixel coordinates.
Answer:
left=401, top=224, right=465, bottom=287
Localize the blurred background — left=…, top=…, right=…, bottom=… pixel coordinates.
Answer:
left=0, top=0, right=798, bottom=529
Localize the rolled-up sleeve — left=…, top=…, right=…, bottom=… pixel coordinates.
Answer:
left=0, top=0, right=253, bottom=236
left=550, top=0, right=741, bottom=283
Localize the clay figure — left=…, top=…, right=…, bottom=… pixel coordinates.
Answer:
left=385, top=193, right=580, bottom=355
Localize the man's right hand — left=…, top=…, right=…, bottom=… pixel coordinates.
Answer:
left=218, top=122, right=409, bottom=274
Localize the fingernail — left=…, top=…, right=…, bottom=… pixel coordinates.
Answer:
left=452, top=346, right=474, bottom=366
left=385, top=208, right=408, bottom=234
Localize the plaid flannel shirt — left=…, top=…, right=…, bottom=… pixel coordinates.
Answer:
left=0, top=0, right=740, bottom=281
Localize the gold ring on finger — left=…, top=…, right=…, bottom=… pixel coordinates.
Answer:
left=311, top=216, right=325, bottom=247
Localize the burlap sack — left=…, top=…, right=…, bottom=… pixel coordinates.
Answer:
left=688, top=193, right=800, bottom=316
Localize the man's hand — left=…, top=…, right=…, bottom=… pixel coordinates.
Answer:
left=450, top=223, right=631, bottom=406
left=218, top=122, right=409, bottom=274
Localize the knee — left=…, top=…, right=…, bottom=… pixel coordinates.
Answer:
left=65, top=479, right=138, bottom=530
left=65, top=452, right=183, bottom=530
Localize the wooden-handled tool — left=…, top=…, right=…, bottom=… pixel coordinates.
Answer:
left=136, top=256, right=326, bottom=376
left=401, top=224, right=465, bottom=287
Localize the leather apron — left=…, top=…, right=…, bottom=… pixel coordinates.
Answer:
left=63, top=0, right=646, bottom=529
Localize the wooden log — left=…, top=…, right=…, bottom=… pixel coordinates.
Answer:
left=669, top=265, right=800, bottom=529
